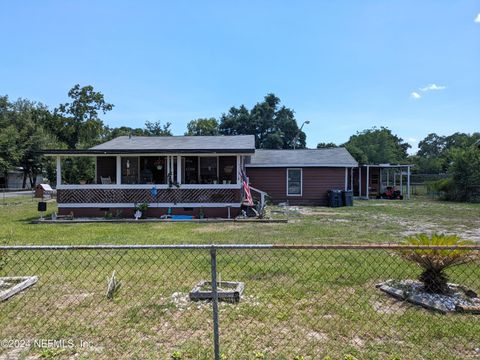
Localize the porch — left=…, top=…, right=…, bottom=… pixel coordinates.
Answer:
left=52, top=154, right=245, bottom=216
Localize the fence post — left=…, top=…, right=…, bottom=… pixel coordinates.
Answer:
left=210, top=245, right=220, bottom=360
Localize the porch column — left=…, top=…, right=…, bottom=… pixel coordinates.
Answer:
left=344, top=168, right=348, bottom=191
left=56, top=156, right=61, bottom=187
left=236, top=155, right=241, bottom=183
left=176, top=155, right=181, bottom=184
left=116, top=156, right=121, bottom=185
left=166, top=156, right=170, bottom=178
left=407, top=166, right=411, bottom=200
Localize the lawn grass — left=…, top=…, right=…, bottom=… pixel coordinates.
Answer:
left=0, top=197, right=479, bottom=359
left=1, top=196, right=479, bottom=246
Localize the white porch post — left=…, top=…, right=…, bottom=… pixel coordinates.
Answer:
left=166, top=156, right=170, bottom=179
left=344, top=167, right=348, bottom=191
left=407, top=166, right=411, bottom=200
left=116, top=156, right=121, bottom=185
left=176, top=155, right=181, bottom=184
left=236, top=155, right=241, bottom=183
left=366, top=165, right=370, bottom=199
left=56, top=156, right=61, bottom=187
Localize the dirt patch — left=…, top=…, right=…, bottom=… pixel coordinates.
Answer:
left=55, top=293, right=94, bottom=309
left=371, top=214, right=480, bottom=242
left=371, top=299, right=407, bottom=315
left=289, top=207, right=347, bottom=216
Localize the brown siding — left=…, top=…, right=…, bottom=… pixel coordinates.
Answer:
left=246, top=167, right=346, bottom=206
left=96, top=157, right=116, bottom=183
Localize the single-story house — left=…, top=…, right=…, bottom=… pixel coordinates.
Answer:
left=245, top=148, right=358, bottom=206
left=42, top=135, right=411, bottom=218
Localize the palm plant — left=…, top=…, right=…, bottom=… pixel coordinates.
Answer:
left=400, top=233, right=478, bottom=294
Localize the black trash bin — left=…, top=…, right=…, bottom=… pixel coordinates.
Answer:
left=328, top=189, right=343, bottom=207
left=342, top=190, right=353, bottom=206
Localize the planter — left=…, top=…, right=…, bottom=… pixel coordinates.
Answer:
left=189, top=280, right=245, bottom=303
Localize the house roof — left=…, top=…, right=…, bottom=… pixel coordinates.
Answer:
left=43, top=135, right=256, bottom=155
left=246, top=148, right=358, bottom=167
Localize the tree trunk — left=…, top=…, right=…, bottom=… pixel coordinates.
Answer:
left=22, top=169, right=28, bottom=189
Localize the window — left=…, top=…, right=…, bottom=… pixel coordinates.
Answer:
left=287, top=168, right=302, bottom=196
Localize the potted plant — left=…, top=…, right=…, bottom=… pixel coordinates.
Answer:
left=134, top=202, right=149, bottom=219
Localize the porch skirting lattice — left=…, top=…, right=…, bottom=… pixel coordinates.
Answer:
left=57, top=188, right=241, bottom=204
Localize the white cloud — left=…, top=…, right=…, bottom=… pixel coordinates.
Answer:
left=475, top=13, right=480, bottom=23
left=420, top=83, right=446, bottom=92
left=410, top=91, right=421, bottom=100
left=408, top=137, right=418, bottom=143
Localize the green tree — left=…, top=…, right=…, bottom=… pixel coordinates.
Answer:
left=417, top=133, right=446, bottom=158
left=102, top=126, right=145, bottom=141
left=185, top=118, right=219, bottom=136
left=0, top=97, right=59, bottom=187
left=448, top=147, right=480, bottom=202
left=219, top=94, right=306, bottom=149
left=343, top=127, right=410, bottom=164
left=144, top=120, right=172, bottom=136
left=415, top=132, right=480, bottom=174
left=55, top=84, right=114, bottom=149
left=316, top=142, right=338, bottom=149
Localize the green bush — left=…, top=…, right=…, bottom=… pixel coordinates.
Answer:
left=449, top=147, right=480, bottom=202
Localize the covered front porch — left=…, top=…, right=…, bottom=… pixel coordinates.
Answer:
left=49, top=153, right=247, bottom=218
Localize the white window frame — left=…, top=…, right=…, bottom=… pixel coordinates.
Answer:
left=286, top=168, right=303, bottom=196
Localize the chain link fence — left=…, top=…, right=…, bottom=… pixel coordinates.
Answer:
left=1, top=244, right=479, bottom=359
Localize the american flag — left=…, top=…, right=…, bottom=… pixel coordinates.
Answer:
left=240, top=170, right=254, bottom=206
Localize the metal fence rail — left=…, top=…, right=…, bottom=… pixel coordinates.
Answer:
left=1, top=244, right=479, bottom=359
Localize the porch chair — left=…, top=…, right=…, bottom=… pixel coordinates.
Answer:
left=100, top=176, right=112, bottom=185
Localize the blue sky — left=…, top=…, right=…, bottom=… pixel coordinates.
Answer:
left=1, top=1, right=479, bottom=152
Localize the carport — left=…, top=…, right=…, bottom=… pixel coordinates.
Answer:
left=353, top=164, right=413, bottom=200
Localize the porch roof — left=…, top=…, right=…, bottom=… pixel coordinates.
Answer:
left=43, top=135, right=256, bottom=155
left=246, top=148, right=358, bottom=168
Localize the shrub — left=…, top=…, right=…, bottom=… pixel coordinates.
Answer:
left=447, top=147, right=480, bottom=202
left=134, top=202, right=149, bottom=219
left=400, top=233, right=478, bottom=294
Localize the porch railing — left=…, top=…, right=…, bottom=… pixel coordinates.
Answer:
left=57, top=186, right=241, bottom=205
